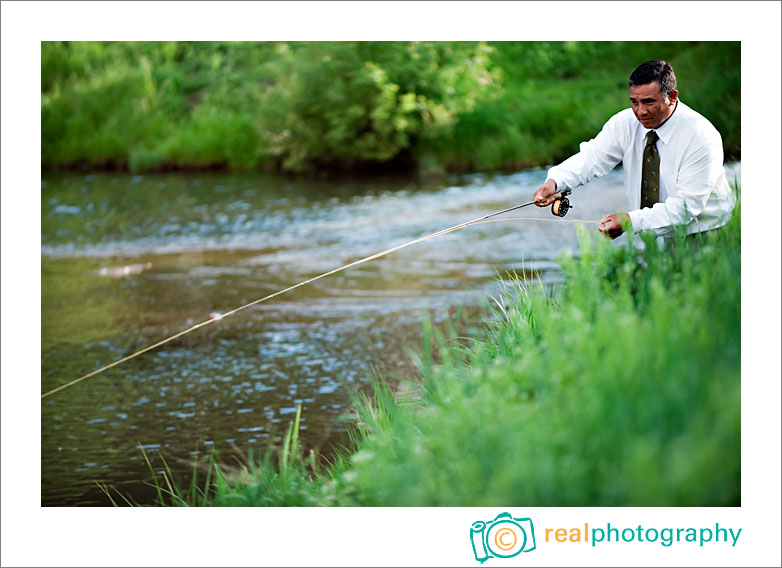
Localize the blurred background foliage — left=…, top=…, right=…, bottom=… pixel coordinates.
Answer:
left=41, top=41, right=740, bottom=174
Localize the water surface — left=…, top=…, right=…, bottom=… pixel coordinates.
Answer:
left=41, top=164, right=740, bottom=505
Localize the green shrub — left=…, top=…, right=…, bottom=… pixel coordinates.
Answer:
left=41, top=41, right=740, bottom=173
left=339, top=200, right=741, bottom=506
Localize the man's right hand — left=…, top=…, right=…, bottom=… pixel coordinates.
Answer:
left=533, top=179, right=558, bottom=207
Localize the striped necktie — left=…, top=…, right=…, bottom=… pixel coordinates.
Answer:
left=641, top=130, right=660, bottom=208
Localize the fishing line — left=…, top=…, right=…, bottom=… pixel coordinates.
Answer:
left=474, top=216, right=601, bottom=227
left=42, top=191, right=594, bottom=399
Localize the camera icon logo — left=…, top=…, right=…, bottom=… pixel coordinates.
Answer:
left=470, top=513, right=536, bottom=563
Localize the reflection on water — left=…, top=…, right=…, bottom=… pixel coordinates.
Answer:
left=41, top=164, right=740, bottom=505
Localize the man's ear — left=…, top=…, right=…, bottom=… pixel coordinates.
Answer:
left=668, top=89, right=679, bottom=105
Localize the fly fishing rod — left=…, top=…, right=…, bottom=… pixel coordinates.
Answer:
left=41, top=189, right=574, bottom=399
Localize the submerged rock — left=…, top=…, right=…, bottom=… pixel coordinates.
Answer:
left=98, top=262, right=152, bottom=277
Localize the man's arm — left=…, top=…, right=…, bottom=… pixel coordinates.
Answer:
left=534, top=112, right=627, bottom=207
left=627, top=138, right=725, bottom=235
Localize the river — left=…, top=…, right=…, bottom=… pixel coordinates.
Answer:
left=41, top=163, right=740, bottom=505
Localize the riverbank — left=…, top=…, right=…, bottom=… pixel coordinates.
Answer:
left=135, top=189, right=740, bottom=507
left=42, top=41, right=739, bottom=176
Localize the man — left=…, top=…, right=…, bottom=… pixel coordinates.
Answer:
left=533, top=60, right=736, bottom=239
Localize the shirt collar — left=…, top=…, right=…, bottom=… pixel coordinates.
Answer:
left=644, top=99, right=680, bottom=145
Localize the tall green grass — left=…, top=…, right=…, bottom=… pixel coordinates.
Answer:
left=131, top=192, right=740, bottom=507
left=121, top=405, right=346, bottom=506
left=340, top=204, right=741, bottom=506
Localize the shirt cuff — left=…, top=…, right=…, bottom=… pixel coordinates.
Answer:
left=627, top=209, right=673, bottom=236
left=546, top=169, right=564, bottom=191
left=627, top=209, right=645, bottom=232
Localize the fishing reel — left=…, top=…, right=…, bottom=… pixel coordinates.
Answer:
left=551, top=188, right=572, bottom=217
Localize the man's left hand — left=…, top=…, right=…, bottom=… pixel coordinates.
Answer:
left=598, top=213, right=631, bottom=239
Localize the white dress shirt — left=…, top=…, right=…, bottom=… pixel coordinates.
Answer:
left=546, top=100, right=736, bottom=236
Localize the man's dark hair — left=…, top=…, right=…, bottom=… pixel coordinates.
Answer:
left=628, top=60, right=677, bottom=97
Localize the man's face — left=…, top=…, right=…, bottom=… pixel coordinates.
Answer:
left=629, top=82, right=678, bottom=129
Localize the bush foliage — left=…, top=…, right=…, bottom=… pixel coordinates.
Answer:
left=42, top=41, right=739, bottom=174
left=335, top=206, right=741, bottom=506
